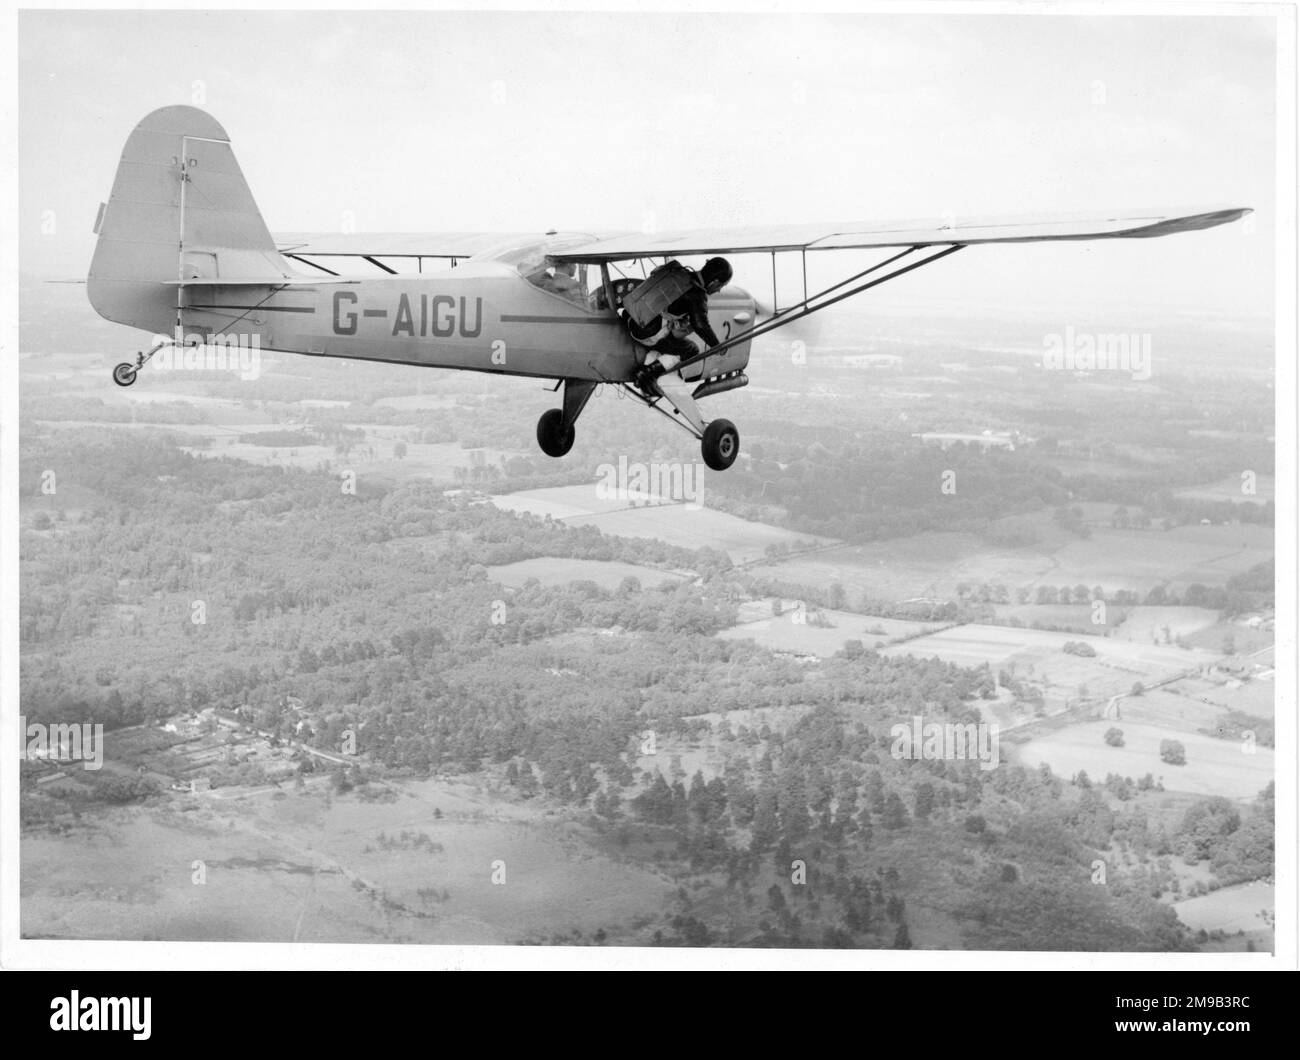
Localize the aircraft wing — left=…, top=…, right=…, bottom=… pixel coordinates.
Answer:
left=274, top=232, right=539, bottom=260
left=549, top=205, right=1251, bottom=262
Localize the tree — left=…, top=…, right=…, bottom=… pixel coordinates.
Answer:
left=913, top=782, right=935, bottom=821
left=1104, top=727, right=1125, bottom=748
left=882, top=791, right=908, bottom=829
left=1178, top=796, right=1241, bottom=860
left=1160, top=739, right=1186, bottom=767
left=517, top=763, right=540, bottom=799
left=749, top=786, right=779, bottom=851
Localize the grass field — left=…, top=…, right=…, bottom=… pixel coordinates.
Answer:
left=492, top=485, right=831, bottom=564
left=1043, top=526, right=1271, bottom=595
left=717, top=605, right=935, bottom=657
left=1186, top=619, right=1275, bottom=656
left=882, top=622, right=1215, bottom=710
left=1115, top=687, right=1233, bottom=734
left=1173, top=672, right=1277, bottom=719
left=1113, top=606, right=1222, bottom=644
left=22, top=778, right=671, bottom=945
left=1172, top=880, right=1274, bottom=937
left=747, top=532, right=1051, bottom=604
left=1176, top=474, right=1276, bottom=504
left=487, top=557, right=688, bottom=590
left=492, top=483, right=660, bottom=519
left=749, top=520, right=1271, bottom=605
left=992, top=603, right=1122, bottom=632
left=1012, top=721, right=1273, bottom=800
left=884, top=623, right=1206, bottom=674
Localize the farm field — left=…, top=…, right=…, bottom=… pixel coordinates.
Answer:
left=1186, top=619, right=1275, bottom=655
left=745, top=518, right=1269, bottom=607
left=992, top=603, right=1122, bottom=632
left=717, top=606, right=936, bottom=657
left=491, top=482, right=671, bottom=520
left=1112, top=606, right=1222, bottom=644
left=492, top=485, right=831, bottom=564
left=882, top=622, right=1208, bottom=674
left=747, top=532, right=1051, bottom=604
left=1115, top=687, right=1234, bottom=734
left=882, top=623, right=1214, bottom=709
left=1175, top=672, right=1277, bottom=718
left=1042, top=526, right=1271, bottom=595
left=1012, top=721, right=1273, bottom=800
left=487, top=557, right=688, bottom=590
left=1176, top=474, right=1276, bottom=504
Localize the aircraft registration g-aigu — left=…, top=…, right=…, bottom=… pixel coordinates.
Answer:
left=89, top=106, right=1251, bottom=471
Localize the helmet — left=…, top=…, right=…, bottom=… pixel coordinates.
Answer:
left=701, top=256, right=733, bottom=290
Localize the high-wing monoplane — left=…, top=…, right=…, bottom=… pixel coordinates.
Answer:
left=89, top=107, right=1251, bottom=470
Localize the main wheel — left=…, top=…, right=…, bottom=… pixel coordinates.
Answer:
left=112, top=362, right=138, bottom=387
left=701, top=418, right=739, bottom=471
left=536, top=408, right=575, bottom=458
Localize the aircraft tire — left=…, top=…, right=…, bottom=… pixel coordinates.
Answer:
left=536, top=408, right=575, bottom=458
left=701, top=418, right=739, bottom=471
left=112, top=362, right=138, bottom=387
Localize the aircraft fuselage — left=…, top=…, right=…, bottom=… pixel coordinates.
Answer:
left=172, top=262, right=754, bottom=384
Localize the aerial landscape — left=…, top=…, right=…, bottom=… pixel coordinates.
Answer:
left=19, top=273, right=1276, bottom=950
left=12, top=8, right=1283, bottom=967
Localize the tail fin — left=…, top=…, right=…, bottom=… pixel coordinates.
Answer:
left=88, top=105, right=293, bottom=334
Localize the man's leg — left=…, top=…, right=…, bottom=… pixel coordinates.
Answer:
left=646, top=335, right=695, bottom=375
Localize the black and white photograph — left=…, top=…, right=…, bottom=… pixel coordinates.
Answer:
left=3, top=0, right=1295, bottom=980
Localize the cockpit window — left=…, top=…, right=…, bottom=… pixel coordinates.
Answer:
left=478, top=236, right=600, bottom=308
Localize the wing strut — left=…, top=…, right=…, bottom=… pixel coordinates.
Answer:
left=678, top=242, right=966, bottom=378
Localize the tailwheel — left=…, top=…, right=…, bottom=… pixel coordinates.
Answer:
left=536, top=408, right=575, bottom=458
left=112, top=362, right=138, bottom=387
left=701, top=418, right=739, bottom=471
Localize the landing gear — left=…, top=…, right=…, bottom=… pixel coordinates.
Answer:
left=701, top=418, right=740, bottom=471
left=536, top=379, right=597, bottom=459
left=620, top=368, right=744, bottom=471
left=536, top=408, right=575, bottom=458
left=110, top=338, right=171, bottom=388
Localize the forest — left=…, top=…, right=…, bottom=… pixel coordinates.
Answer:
left=19, top=425, right=1273, bottom=949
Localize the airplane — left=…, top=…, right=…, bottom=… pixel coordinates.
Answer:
left=88, top=106, right=1252, bottom=471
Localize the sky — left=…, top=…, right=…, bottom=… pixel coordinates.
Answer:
left=18, top=8, right=1279, bottom=320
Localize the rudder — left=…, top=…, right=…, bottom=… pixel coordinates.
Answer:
left=87, top=105, right=292, bottom=334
